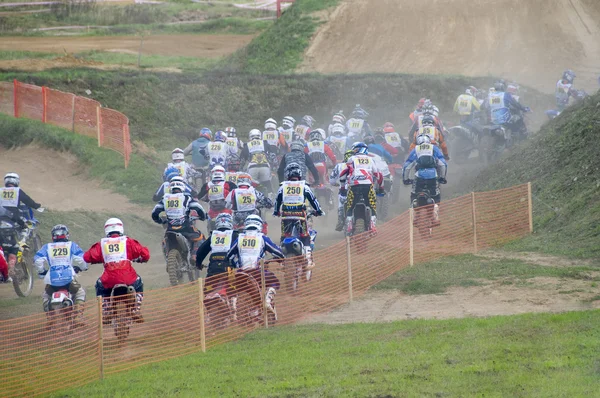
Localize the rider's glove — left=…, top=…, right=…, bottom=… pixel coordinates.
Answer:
left=38, top=270, right=47, bottom=278
left=315, top=210, right=324, bottom=217
left=524, top=106, right=531, bottom=112
left=377, top=188, right=386, bottom=196
left=444, top=154, right=450, bottom=161
left=403, top=179, right=413, bottom=186
left=197, top=262, right=204, bottom=271
left=272, top=210, right=280, bottom=217
left=133, top=257, right=144, bottom=263
left=438, top=177, right=448, bottom=184
left=73, top=266, right=82, bottom=274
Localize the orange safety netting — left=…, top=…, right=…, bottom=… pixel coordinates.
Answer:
left=0, top=183, right=532, bottom=398
left=0, top=80, right=131, bottom=168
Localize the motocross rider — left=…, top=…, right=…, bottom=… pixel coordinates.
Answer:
left=483, top=80, right=531, bottom=141
left=278, top=116, right=296, bottom=152
left=198, top=166, right=237, bottom=229
left=84, top=218, right=150, bottom=323
left=330, top=150, right=353, bottom=231
left=294, top=115, right=315, bottom=142
left=1, top=173, right=44, bottom=273
left=166, top=148, right=196, bottom=187
left=183, top=127, right=212, bottom=184
left=263, top=118, right=281, bottom=164
left=454, top=88, right=482, bottom=134
left=152, top=180, right=207, bottom=261
left=363, top=134, right=393, bottom=163
left=34, top=224, right=88, bottom=326
left=339, top=142, right=384, bottom=232
left=224, top=127, right=244, bottom=172
left=195, top=213, right=239, bottom=278
left=240, top=129, right=277, bottom=198
left=227, top=215, right=284, bottom=320
left=346, top=105, right=372, bottom=140
left=273, top=163, right=324, bottom=269
left=380, top=123, right=404, bottom=159
left=409, top=115, right=450, bottom=160
left=402, top=134, right=448, bottom=211
left=555, top=69, right=576, bottom=111
left=153, top=168, right=197, bottom=203
left=327, top=111, right=346, bottom=136
left=327, top=122, right=348, bottom=157
left=278, top=141, right=320, bottom=185
left=225, top=172, right=273, bottom=232
left=409, top=98, right=427, bottom=124
left=304, top=129, right=337, bottom=185
left=208, top=130, right=234, bottom=170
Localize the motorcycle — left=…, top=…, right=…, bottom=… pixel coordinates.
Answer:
left=281, top=210, right=317, bottom=293
left=447, top=124, right=479, bottom=164
left=376, top=175, right=393, bottom=222
left=411, top=183, right=440, bottom=239
left=345, top=193, right=373, bottom=238
left=546, top=89, right=588, bottom=120
left=478, top=125, right=508, bottom=166
left=106, top=284, right=137, bottom=344
left=389, top=164, right=403, bottom=205
left=203, top=271, right=236, bottom=332
left=0, top=217, right=34, bottom=297
left=162, top=216, right=204, bottom=286
left=312, top=184, right=334, bottom=212
left=45, top=269, right=84, bottom=331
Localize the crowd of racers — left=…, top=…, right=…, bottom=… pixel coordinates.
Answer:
left=2, top=69, right=586, bottom=326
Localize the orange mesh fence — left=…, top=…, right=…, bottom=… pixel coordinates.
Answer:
left=0, top=81, right=13, bottom=116
left=44, top=87, right=76, bottom=131
left=73, top=96, right=101, bottom=139
left=0, top=184, right=532, bottom=397
left=15, top=80, right=43, bottom=121
left=1, top=80, right=131, bottom=167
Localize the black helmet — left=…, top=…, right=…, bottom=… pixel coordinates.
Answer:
left=494, top=80, right=506, bottom=92
left=285, top=163, right=302, bottom=180
left=363, top=134, right=375, bottom=145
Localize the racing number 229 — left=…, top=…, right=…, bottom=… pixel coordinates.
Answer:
left=52, top=247, right=68, bottom=256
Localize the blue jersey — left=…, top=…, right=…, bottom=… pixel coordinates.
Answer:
left=402, top=143, right=447, bottom=180
left=34, top=241, right=87, bottom=286
left=367, top=144, right=393, bottom=163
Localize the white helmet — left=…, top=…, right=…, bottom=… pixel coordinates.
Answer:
left=170, top=175, right=185, bottom=184
left=104, top=218, right=124, bottom=237
left=169, top=180, right=186, bottom=193
left=264, top=118, right=277, bottom=131
left=332, top=111, right=346, bottom=125
left=244, top=214, right=263, bottom=231
left=465, top=88, right=473, bottom=96
left=331, top=123, right=345, bottom=136
left=211, top=165, right=226, bottom=182
left=416, top=135, right=432, bottom=145
left=171, top=148, right=184, bottom=162
left=4, top=172, right=19, bottom=187
left=249, top=129, right=262, bottom=141
left=214, top=213, right=234, bottom=230
left=282, top=116, right=295, bottom=129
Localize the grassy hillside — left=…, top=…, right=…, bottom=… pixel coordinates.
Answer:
left=0, top=69, right=553, bottom=150
left=53, top=311, right=600, bottom=397
left=473, top=91, right=600, bottom=258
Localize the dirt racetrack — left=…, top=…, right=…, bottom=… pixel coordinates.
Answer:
left=302, top=0, right=600, bottom=93
left=0, top=34, right=254, bottom=58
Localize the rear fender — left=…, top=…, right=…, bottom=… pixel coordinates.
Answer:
left=164, top=231, right=190, bottom=255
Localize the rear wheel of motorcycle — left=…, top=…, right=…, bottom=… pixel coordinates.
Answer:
left=479, top=134, right=494, bottom=166
left=13, top=259, right=33, bottom=297
left=205, top=298, right=229, bottom=333
left=167, top=249, right=183, bottom=286
left=113, top=298, right=130, bottom=344
left=235, top=291, right=256, bottom=329
left=379, top=195, right=389, bottom=222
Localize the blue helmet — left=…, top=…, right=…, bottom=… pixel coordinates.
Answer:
left=214, top=130, right=227, bottom=142
left=163, top=166, right=180, bottom=182
left=352, top=142, right=368, bottom=155
left=199, top=127, right=212, bottom=140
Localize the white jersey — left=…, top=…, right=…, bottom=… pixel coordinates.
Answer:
left=210, top=230, right=234, bottom=254
left=369, top=153, right=390, bottom=178
left=384, top=132, right=402, bottom=149
left=281, top=180, right=306, bottom=206
left=328, top=135, right=346, bottom=154
left=166, top=161, right=194, bottom=182
left=346, top=118, right=365, bottom=137
left=163, top=192, right=186, bottom=220
left=0, top=187, right=20, bottom=208
left=278, top=127, right=294, bottom=145
left=207, top=181, right=227, bottom=202
left=262, top=130, right=279, bottom=147
left=46, top=241, right=74, bottom=286
left=329, top=162, right=348, bottom=187
left=556, top=80, right=572, bottom=103
left=228, top=187, right=257, bottom=212
left=294, top=124, right=310, bottom=141
left=208, top=141, right=230, bottom=167
left=226, top=137, right=242, bottom=155
left=237, top=230, right=264, bottom=270
left=247, top=139, right=265, bottom=154
left=100, top=236, right=128, bottom=264
left=348, top=154, right=378, bottom=185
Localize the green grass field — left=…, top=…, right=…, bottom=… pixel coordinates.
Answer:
left=51, top=310, right=600, bottom=397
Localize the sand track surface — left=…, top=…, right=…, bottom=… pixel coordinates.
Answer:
left=302, top=0, right=600, bottom=93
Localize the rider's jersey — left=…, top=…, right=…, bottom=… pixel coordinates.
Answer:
left=307, top=140, right=326, bottom=164
left=384, top=132, right=403, bottom=149
left=152, top=193, right=206, bottom=228
left=348, top=154, right=378, bottom=185
left=294, top=124, right=311, bottom=141
left=328, top=135, right=346, bottom=154
left=555, top=80, right=572, bottom=104
left=207, top=181, right=227, bottom=210
left=210, top=229, right=234, bottom=255
left=207, top=141, right=229, bottom=168
left=225, top=172, right=238, bottom=186
left=278, top=127, right=294, bottom=145
left=418, top=126, right=442, bottom=145
left=190, top=138, right=210, bottom=168
left=330, top=162, right=348, bottom=188
left=34, top=241, right=87, bottom=286
left=247, top=139, right=269, bottom=165
left=229, top=187, right=257, bottom=212
left=237, top=230, right=264, bottom=270
left=282, top=180, right=306, bottom=207
left=101, top=236, right=129, bottom=264
left=226, top=137, right=242, bottom=155
left=262, top=130, right=279, bottom=148
left=166, top=161, right=194, bottom=182
left=488, top=91, right=511, bottom=125
left=454, top=94, right=481, bottom=116
left=0, top=187, right=20, bottom=208
left=402, top=143, right=447, bottom=181
left=346, top=118, right=365, bottom=138
left=163, top=192, right=187, bottom=221
left=369, top=153, right=390, bottom=178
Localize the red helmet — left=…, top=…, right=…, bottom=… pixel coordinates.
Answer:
left=417, top=98, right=426, bottom=109
left=383, top=122, right=395, bottom=133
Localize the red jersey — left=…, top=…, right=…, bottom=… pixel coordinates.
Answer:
left=84, top=235, right=150, bottom=288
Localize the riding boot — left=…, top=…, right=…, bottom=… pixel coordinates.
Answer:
left=132, top=293, right=144, bottom=324
left=370, top=215, right=378, bottom=235
left=265, top=287, right=277, bottom=321
left=304, top=246, right=315, bottom=270
left=72, top=299, right=86, bottom=328
left=101, top=297, right=112, bottom=325
left=7, top=254, right=16, bottom=280
left=230, top=296, right=238, bottom=322
left=432, top=204, right=441, bottom=227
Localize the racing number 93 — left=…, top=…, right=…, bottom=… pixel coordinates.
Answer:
left=107, top=243, right=120, bottom=253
